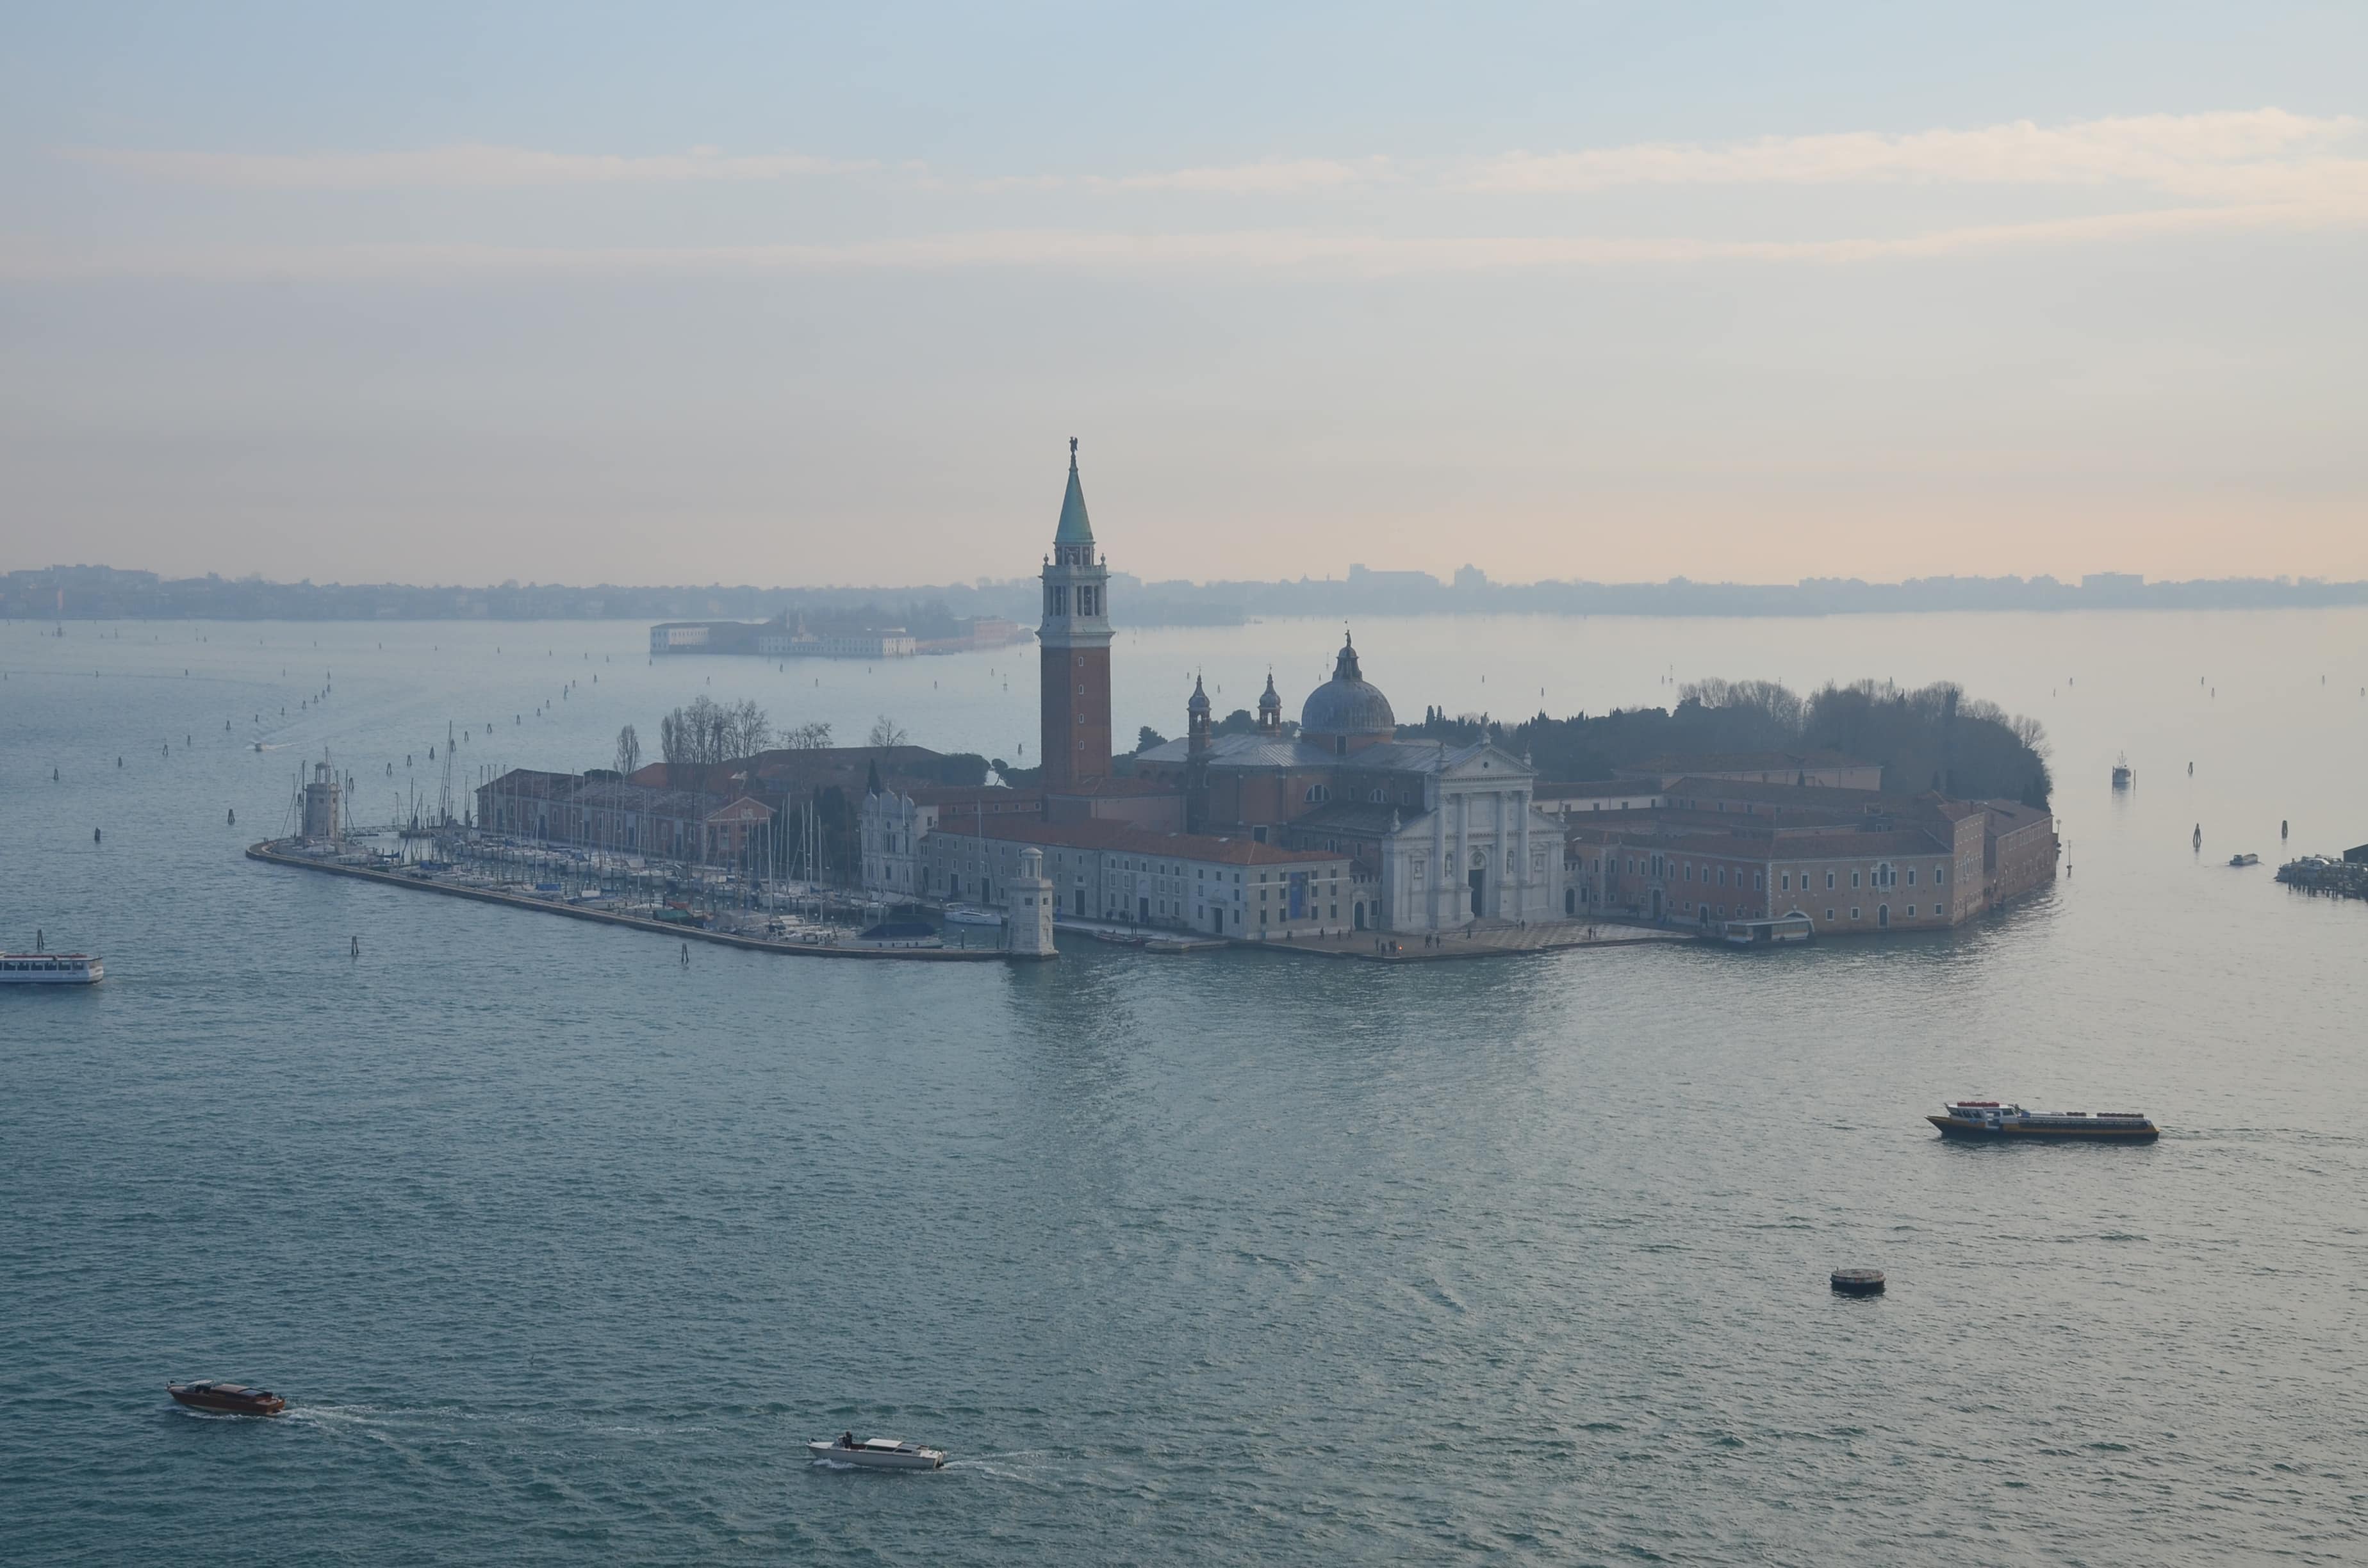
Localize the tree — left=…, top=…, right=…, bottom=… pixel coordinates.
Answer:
left=1136, top=726, right=1168, bottom=753
left=614, top=724, right=641, bottom=777
left=659, top=695, right=771, bottom=768
left=780, top=719, right=832, bottom=749
left=867, top=714, right=909, bottom=749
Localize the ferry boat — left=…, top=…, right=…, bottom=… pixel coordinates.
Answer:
left=1927, top=1101, right=2158, bottom=1141
left=2110, top=753, right=2134, bottom=788
left=167, top=1381, right=285, bottom=1416
left=0, top=952, right=103, bottom=984
left=806, top=1433, right=947, bottom=1469
left=2228, top=853, right=2259, bottom=867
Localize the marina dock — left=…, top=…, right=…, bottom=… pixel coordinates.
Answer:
left=245, top=840, right=1007, bottom=961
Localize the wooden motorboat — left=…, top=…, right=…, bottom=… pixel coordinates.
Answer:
left=806, top=1433, right=946, bottom=1469
left=168, top=1381, right=285, bottom=1416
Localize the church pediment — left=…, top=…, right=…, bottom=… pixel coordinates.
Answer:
left=1438, top=742, right=1536, bottom=783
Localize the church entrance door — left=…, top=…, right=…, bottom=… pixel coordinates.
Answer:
left=1139, top=896, right=1149, bottom=923
left=1468, top=869, right=1486, bottom=918
left=1353, top=902, right=1365, bottom=930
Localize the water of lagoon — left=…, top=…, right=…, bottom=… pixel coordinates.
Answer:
left=4, top=610, right=2364, bottom=1565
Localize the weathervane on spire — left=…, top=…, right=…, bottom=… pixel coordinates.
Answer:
left=1069, top=436, right=1079, bottom=462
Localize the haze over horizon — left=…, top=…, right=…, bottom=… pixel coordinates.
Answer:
left=6, top=3, right=2365, bottom=588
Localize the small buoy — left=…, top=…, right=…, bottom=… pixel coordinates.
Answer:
left=93, top=828, right=103, bottom=844
left=2192, top=824, right=2203, bottom=850
left=2282, top=819, right=2289, bottom=840
left=228, top=808, right=236, bottom=825
left=1830, top=1268, right=1885, bottom=1296
left=351, top=936, right=361, bottom=958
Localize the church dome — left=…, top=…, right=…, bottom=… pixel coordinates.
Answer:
left=1300, top=632, right=1396, bottom=737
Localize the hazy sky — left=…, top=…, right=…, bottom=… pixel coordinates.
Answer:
left=5, top=3, right=2365, bottom=588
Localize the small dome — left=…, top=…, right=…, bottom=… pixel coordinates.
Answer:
left=1300, top=632, right=1396, bottom=736
left=1256, top=673, right=1281, bottom=714
left=1187, top=674, right=1210, bottom=716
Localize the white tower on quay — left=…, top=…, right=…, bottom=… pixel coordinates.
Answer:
left=1005, top=846, right=1057, bottom=960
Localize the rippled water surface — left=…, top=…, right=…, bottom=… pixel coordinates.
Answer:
left=4, top=611, right=2365, bottom=1564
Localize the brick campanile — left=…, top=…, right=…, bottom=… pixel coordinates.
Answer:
left=1038, top=437, right=1114, bottom=796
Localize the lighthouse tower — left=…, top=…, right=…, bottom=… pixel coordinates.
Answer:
left=1038, top=439, right=1113, bottom=796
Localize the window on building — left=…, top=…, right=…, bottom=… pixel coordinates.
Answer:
left=1851, top=870, right=1861, bottom=888
left=1754, top=871, right=1764, bottom=890
left=1826, top=908, right=1836, bottom=920
left=1907, top=905, right=1916, bottom=917
left=1850, top=906, right=1861, bottom=920
left=1907, top=867, right=1916, bottom=886
left=1936, top=865, right=1946, bottom=885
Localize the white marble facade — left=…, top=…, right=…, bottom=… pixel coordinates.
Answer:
left=1374, top=745, right=1566, bottom=931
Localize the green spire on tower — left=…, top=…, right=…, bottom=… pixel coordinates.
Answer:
left=1054, top=436, right=1094, bottom=546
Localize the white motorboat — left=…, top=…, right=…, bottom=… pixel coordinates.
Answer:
left=940, top=902, right=1004, bottom=927
left=0, top=952, right=103, bottom=984
left=807, top=1434, right=946, bottom=1470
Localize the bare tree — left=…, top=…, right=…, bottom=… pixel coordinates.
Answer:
left=614, top=724, right=641, bottom=777
left=780, top=720, right=833, bottom=749
left=867, top=715, right=909, bottom=749
left=724, top=698, right=771, bottom=758
left=659, top=694, right=772, bottom=767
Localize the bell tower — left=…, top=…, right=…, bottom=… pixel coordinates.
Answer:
left=1039, top=438, right=1113, bottom=796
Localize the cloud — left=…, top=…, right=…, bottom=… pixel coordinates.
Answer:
left=1084, top=158, right=1389, bottom=195
left=8, top=196, right=2364, bottom=286
left=1466, top=110, right=2364, bottom=195
left=65, top=143, right=873, bottom=188
left=28, top=110, right=2367, bottom=284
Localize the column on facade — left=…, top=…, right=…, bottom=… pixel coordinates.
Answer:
left=1517, top=789, right=1531, bottom=919
left=1440, top=800, right=1458, bottom=924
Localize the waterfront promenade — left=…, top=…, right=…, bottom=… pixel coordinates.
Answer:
left=1053, top=912, right=1691, bottom=962
left=1242, top=920, right=1690, bottom=963
left=252, top=840, right=1691, bottom=967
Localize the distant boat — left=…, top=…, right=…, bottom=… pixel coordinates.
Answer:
left=1927, top=1101, right=2158, bottom=1142
left=807, top=1433, right=946, bottom=1469
left=0, top=952, right=102, bottom=984
left=168, top=1381, right=284, bottom=1416
left=2228, top=853, right=2258, bottom=867
left=2110, top=753, right=2134, bottom=788
left=940, top=902, right=1003, bottom=927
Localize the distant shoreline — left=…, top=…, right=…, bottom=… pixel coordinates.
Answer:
left=10, top=562, right=2368, bottom=630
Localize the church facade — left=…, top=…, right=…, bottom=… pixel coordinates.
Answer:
left=1133, top=637, right=1568, bottom=932
left=867, top=441, right=1569, bottom=936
